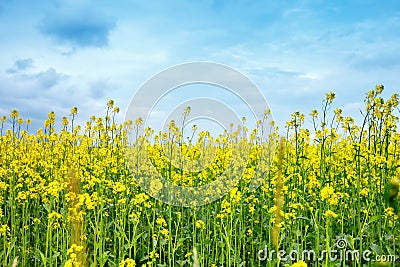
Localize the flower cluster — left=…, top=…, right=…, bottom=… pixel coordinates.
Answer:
left=0, top=86, right=399, bottom=266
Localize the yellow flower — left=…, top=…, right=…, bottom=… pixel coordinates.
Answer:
left=156, top=217, right=167, bottom=227
left=247, top=229, right=253, bottom=236
left=160, top=229, right=169, bottom=238
left=290, top=260, right=308, bottom=267
left=48, top=211, right=63, bottom=220
left=0, top=224, right=9, bottom=236
left=119, top=258, right=136, bottom=267
left=320, top=186, right=334, bottom=200
left=149, top=251, right=159, bottom=260
left=113, top=182, right=127, bottom=193
left=320, top=186, right=340, bottom=205
left=268, top=205, right=277, bottom=213
left=384, top=207, right=394, bottom=217
left=67, top=244, right=84, bottom=254
left=249, top=205, right=255, bottom=214
left=324, top=210, right=338, bottom=218
left=195, top=220, right=206, bottom=230
left=229, top=187, right=241, bottom=204
left=149, top=179, right=163, bottom=194
left=185, top=252, right=192, bottom=258
left=360, top=188, right=369, bottom=197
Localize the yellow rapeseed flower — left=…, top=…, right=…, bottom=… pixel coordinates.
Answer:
left=290, top=260, right=308, bottom=267
left=324, top=210, right=338, bottom=218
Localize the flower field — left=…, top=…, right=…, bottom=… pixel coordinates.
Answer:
left=0, top=85, right=399, bottom=266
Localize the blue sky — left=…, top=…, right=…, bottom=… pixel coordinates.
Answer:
left=1, top=0, right=399, bottom=134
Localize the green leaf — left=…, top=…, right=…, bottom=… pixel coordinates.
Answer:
left=344, top=235, right=355, bottom=250
left=368, top=215, right=381, bottom=225
left=370, top=243, right=382, bottom=255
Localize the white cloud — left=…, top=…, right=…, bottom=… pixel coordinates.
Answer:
left=0, top=0, right=399, bottom=135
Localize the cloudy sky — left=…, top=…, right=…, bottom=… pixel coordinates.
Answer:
left=1, top=0, right=399, bottom=134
